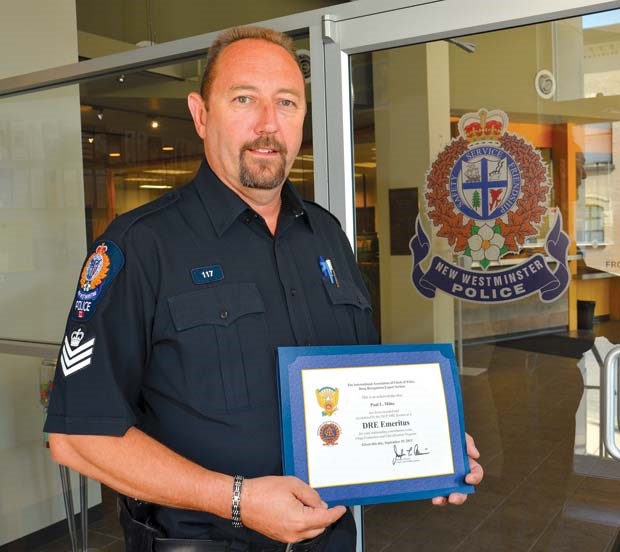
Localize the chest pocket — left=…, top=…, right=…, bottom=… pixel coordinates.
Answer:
left=322, top=278, right=372, bottom=345
left=167, top=283, right=272, bottom=413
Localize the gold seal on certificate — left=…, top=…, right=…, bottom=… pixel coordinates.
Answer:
left=278, top=344, right=474, bottom=506
left=315, top=386, right=339, bottom=416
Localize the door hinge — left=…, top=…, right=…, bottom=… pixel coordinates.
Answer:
left=322, top=14, right=339, bottom=44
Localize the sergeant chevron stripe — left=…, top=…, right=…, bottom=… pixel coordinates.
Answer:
left=61, top=336, right=96, bottom=376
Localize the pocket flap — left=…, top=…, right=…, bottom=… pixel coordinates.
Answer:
left=168, top=283, right=265, bottom=331
left=323, top=279, right=371, bottom=310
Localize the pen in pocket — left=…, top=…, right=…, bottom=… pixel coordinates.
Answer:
left=325, top=258, right=340, bottom=287
left=318, top=256, right=333, bottom=284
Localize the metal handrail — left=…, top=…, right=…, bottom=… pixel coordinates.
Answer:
left=602, top=346, right=620, bottom=460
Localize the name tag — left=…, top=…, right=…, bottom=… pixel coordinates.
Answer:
left=191, top=265, right=224, bottom=284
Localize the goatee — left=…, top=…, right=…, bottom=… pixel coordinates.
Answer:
left=239, top=137, right=288, bottom=189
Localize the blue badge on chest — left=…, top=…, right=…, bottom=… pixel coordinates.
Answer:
left=191, top=265, right=224, bottom=285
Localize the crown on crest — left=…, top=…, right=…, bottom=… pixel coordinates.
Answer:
left=458, top=109, right=508, bottom=143
left=95, top=244, right=108, bottom=255
left=70, top=328, right=85, bottom=347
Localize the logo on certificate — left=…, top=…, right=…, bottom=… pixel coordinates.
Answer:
left=315, top=386, right=339, bottom=416
left=318, top=422, right=341, bottom=446
left=410, top=108, right=569, bottom=304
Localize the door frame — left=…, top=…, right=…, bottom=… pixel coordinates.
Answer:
left=322, top=0, right=620, bottom=246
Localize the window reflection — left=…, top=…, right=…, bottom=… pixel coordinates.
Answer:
left=78, top=37, right=315, bottom=245
left=349, top=9, right=620, bottom=340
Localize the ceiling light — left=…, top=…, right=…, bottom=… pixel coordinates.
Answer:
left=144, top=169, right=192, bottom=175
left=354, top=161, right=376, bottom=168
left=97, top=109, right=104, bottom=121
left=295, top=154, right=314, bottom=162
left=150, top=119, right=159, bottom=129
left=162, top=146, right=174, bottom=151
left=109, top=152, right=121, bottom=158
left=124, top=177, right=165, bottom=182
left=139, top=184, right=173, bottom=189
left=117, top=74, right=126, bottom=83
left=87, top=137, right=94, bottom=144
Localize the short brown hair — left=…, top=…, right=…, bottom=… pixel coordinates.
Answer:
left=200, top=26, right=303, bottom=104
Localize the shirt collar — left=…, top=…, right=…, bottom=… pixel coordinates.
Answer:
left=280, top=176, right=314, bottom=232
left=191, top=158, right=314, bottom=236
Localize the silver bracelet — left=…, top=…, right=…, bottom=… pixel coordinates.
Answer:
left=232, top=475, right=244, bottom=528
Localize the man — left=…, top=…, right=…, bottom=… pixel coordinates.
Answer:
left=45, top=26, right=482, bottom=551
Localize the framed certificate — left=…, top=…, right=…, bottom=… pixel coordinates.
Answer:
left=277, top=344, right=474, bottom=507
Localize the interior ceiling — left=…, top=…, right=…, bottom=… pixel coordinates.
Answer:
left=77, top=11, right=620, bottom=161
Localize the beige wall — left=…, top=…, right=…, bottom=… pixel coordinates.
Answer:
left=76, top=0, right=339, bottom=46
left=1, top=2, right=79, bottom=78
left=0, top=0, right=100, bottom=545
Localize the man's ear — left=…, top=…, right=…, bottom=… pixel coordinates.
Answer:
left=187, top=92, right=208, bottom=139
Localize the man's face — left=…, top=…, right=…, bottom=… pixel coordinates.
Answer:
left=199, top=39, right=306, bottom=194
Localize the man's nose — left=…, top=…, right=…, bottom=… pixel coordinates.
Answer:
left=254, top=101, right=278, bottom=134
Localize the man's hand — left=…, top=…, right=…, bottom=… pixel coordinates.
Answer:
left=432, top=432, right=484, bottom=507
left=241, top=476, right=345, bottom=543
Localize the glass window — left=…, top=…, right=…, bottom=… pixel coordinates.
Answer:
left=79, top=35, right=315, bottom=245
left=348, top=8, right=620, bottom=552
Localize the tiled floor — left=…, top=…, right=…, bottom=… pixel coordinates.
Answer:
left=365, top=322, right=620, bottom=551
left=37, top=485, right=123, bottom=551
left=35, top=323, right=620, bottom=551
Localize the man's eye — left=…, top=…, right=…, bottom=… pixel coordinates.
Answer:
left=279, top=99, right=296, bottom=108
left=235, top=96, right=251, bottom=104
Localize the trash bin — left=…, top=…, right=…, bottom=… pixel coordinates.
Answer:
left=577, top=300, right=596, bottom=330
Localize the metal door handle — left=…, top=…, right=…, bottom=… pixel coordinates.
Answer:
left=602, top=346, right=620, bottom=460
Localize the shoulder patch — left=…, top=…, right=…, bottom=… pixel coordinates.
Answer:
left=71, top=240, right=124, bottom=321
left=303, top=200, right=342, bottom=228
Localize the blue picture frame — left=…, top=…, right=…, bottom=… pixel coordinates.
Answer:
left=277, top=343, right=474, bottom=507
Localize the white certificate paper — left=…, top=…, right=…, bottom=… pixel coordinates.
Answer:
left=301, top=363, right=454, bottom=488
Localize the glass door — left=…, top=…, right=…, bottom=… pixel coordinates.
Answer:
left=324, top=1, right=620, bottom=550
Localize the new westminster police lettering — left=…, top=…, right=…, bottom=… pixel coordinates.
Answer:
left=72, top=240, right=125, bottom=321
left=412, top=216, right=569, bottom=303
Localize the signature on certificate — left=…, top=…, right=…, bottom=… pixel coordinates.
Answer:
left=392, top=443, right=430, bottom=465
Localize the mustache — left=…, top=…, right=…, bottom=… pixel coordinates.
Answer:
left=241, top=136, right=287, bottom=155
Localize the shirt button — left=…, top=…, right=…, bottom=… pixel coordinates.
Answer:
left=219, top=310, right=229, bottom=320
left=290, top=288, right=297, bottom=296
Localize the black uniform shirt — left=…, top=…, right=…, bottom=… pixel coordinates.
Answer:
left=45, top=158, right=377, bottom=542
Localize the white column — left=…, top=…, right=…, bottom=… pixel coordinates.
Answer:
left=373, top=42, right=454, bottom=345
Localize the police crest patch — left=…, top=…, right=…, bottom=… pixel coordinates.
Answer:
left=72, top=240, right=125, bottom=320
left=410, top=108, right=570, bottom=304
